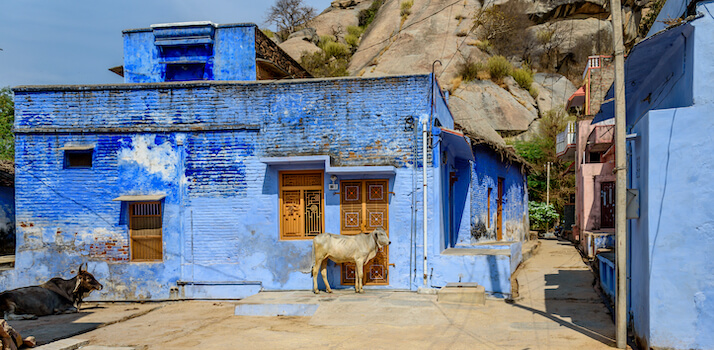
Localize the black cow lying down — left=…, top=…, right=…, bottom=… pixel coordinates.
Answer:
left=0, top=264, right=103, bottom=320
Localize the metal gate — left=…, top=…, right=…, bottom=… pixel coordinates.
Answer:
left=339, top=179, right=389, bottom=285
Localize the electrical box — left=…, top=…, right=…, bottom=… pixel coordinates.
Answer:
left=626, top=189, right=639, bottom=219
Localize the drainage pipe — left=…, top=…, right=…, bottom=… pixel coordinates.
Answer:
left=422, top=119, right=428, bottom=287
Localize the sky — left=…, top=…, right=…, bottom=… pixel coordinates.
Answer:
left=0, top=0, right=333, bottom=88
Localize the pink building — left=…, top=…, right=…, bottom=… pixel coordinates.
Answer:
left=556, top=56, right=615, bottom=257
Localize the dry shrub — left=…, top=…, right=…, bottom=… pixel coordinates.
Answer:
left=457, top=59, right=484, bottom=82
left=511, top=67, right=534, bottom=90
left=345, top=34, right=360, bottom=48
left=477, top=70, right=491, bottom=80
left=347, top=25, right=364, bottom=37
left=358, top=0, right=384, bottom=27
left=400, top=0, right=413, bottom=18
left=475, top=39, right=491, bottom=52
left=299, top=51, right=349, bottom=77
left=487, top=55, right=512, bottom=81
left=450, top=76, right=463, bottom=93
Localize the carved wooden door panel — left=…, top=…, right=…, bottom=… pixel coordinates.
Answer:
left=340, top=179, right=389, bottom=285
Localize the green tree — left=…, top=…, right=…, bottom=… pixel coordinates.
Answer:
left=0, top=88, right=13, bottom=161
left=528, top=201, right=559, bottom=231
left=512, top=108, right=574, bottom=213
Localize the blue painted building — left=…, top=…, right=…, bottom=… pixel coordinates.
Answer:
left=5, top=21, right=529, bottom=301
left=593, top=1, right=714, bottom=348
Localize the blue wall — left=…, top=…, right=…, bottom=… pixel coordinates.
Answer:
left=467, top=145, right=528, bottom=243
left=632, top=104, right=714, bottom=349
left=627, top=3, right=714, bottom=348
left=10, top=74, right=529, bottom=299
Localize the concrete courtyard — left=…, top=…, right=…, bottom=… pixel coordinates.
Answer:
left=22, top=239, right=619, bottom=349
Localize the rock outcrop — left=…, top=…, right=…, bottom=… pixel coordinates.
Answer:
left=532, top=73, right=577, bottom=114
left=311, top=0, right=373, bottom=38
left=451, top=79, right=538, bottom=136
left=278, top=37, right=322, bottom=62
left=288, top=0, right=654, bottom=143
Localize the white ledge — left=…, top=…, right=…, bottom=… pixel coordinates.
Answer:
left=112, top=194, right=166, bottom=202
left=259, top=155, right=396, bottom=175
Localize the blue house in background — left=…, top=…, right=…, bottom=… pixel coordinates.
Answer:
left=5, top=21, right=530, bottom=300
left=593, top=1, right=714, bottom=348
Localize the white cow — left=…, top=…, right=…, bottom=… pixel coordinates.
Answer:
left=312, top=228, right=390, bottom=294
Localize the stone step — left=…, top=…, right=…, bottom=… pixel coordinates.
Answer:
left=437, top=282, right=485, bottom=305
left=34, top=339, right=89, bottom=350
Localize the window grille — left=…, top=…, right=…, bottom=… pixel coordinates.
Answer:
left=129, top=201, right=163, bottom=261
left=279, top=171, right=324, bottom=239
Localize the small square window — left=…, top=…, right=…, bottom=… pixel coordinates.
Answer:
left=65, top=150, right=93, bottom=168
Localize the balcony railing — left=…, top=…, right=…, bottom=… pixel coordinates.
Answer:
left=556, top=121, right=577, bottom=160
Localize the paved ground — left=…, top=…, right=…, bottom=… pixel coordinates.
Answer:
left=10, top=238, right=621, bottom=349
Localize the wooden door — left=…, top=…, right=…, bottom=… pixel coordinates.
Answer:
left=497, top=178, right=504, bottom=241
left=340, top=179, right=389, bottom=285
left=601, top=181, right=615, bottom=228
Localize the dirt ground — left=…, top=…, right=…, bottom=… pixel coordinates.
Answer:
left=11, top=239, right=624, bottom=349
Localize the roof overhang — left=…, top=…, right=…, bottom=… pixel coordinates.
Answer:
left=112, top=194, right=167, bottom=201
left=59, top=144, right=95, bottom=151
left=567, top=86, right=586, bottom=109
left=435, top=127, right=474, bottom=161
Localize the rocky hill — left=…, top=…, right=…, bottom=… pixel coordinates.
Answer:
left=274, top=0, right=655, bottom=145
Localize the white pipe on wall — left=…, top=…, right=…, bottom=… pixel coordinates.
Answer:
left=422, top=119, right=428, bottom=287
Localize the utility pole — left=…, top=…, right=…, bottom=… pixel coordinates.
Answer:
left=609, top=0, right=628, bottom=347
left=546, top=162, right=551, bottom=206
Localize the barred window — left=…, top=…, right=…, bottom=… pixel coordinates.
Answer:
left=279, top=171, right=324, bottom=240
left=129, top=201, right=163, bottom=261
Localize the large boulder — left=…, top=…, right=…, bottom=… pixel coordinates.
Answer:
left=448, top=97, right=507, bottom=147
left=278, top=37, right=322, bottom=62
left=621, top=6, right=641, bottom=46
left=526, top=18, right=613, bottom=56
left=450, top=80, right=538, bottom=135
left=503, top=76, right=538, bottom=116
left=310, top=0, right=373, bottom=38
left=288, top=28, right=320, bottom=44
left=532, top=73, right=577, bottom=114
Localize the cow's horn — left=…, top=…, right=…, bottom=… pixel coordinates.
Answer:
left=79, top=263, right=86, bottom=273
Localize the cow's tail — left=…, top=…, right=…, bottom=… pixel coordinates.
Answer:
left=310, top=243, right=315, bottom=277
